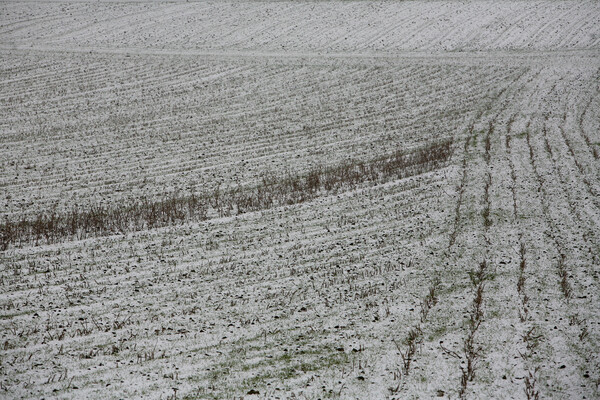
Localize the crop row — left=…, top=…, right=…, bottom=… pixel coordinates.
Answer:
left=0, top=156, right=451, bottom=398
left=1, top=52, right=516, bottom=220
left=0, top=139, right=452, bottom=249
left=2, top=1, right=599, bottom=52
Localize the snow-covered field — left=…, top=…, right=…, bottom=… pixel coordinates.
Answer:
left=1, top=1, right=599, bottom=399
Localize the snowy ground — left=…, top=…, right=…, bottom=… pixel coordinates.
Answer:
left=1, top=1, right=599, bottom=399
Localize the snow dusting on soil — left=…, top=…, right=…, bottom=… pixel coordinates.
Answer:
left=1, top=1, right=599, bottom=399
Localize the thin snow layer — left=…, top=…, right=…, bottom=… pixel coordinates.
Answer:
left=1, top=1, right=600, bottom=52
left=1, top=1, right=600, bottom=400
left=0, top=54, right=515, bottom=218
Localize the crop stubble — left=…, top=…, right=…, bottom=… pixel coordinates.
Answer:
left=1, top=1, right=600, bottom=399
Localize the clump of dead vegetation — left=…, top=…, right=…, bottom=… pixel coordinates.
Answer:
left=0, top=139, right=452, bottom=249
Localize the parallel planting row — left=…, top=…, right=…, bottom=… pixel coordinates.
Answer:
left=2, top=58, right=598, bottom=399
left=0, top=51, right=518, bottom=219
left=2, top=1, right=600, bottom=52
left=399, top=64, right=600, bottom=399
left=1, top=1, right=600, bottom=398
left=1, top=162, right=452, bottom=399
left=0, top=139, right=452, bottom=249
